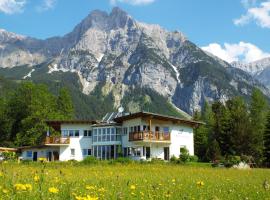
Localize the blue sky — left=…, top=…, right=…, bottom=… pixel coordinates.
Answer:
left=0, top=0, right=270, bottom=63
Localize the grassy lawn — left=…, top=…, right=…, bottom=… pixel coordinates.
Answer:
left=0, top=161, right=269, bottom=200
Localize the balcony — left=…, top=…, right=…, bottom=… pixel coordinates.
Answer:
left=129, top=131, right=170, bottom=142
left=45, top=136, right=70, bottom=145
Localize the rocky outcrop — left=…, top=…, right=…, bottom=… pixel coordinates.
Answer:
left=0, top=7, right=269, bottom=115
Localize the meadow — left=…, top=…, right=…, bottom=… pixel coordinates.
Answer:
left=0, top=161, right=269, bottom=200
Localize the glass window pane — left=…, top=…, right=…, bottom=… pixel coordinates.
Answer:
left=84, top=130, right=87, bottom=137
left=111, top=128, right=115, bottom=134
left=75, top=130, right=79, bottom=137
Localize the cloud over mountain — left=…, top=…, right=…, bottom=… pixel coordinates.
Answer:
left=202, top=42, right=270, bottom=63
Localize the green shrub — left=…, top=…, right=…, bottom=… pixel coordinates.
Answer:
left=1, top=152, right=17, bottom=161
left=179, top=147, right=190, bottom=163
left=224, top=155, right=241, bottom=168
left=114, top=157, right=134, bottom=164
left=150, top=158, right=165, bottom=164
left=81, top=156, right=98, bottom=165
left=170, top=155, right=178, bottom=163
left=189, top=155, right=199, bottom=162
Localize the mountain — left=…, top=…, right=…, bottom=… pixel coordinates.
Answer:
left=0, top=7, right=269, bottom=119
left=231, top=57, right=270, bottom=89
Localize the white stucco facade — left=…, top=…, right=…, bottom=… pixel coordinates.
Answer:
left=19, top=112, right=199, bottom=162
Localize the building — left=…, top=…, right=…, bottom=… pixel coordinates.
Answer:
left=19, top=111, right=202, bottom=161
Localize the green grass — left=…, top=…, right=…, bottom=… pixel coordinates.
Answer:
left=0, top=161, right=269, bottom=200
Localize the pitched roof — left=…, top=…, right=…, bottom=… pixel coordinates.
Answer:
left=113, top=111, right=204, bottom=127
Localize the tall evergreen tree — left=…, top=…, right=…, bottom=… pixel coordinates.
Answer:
left=211, top=101, right=232, bottom=156
left=226, top=97, right=250, bottom=156
left=193, top=111, right=206, bottom=161
left=249, top=89, right=268, bottom=162
left=263, top=110, right=270, bottom=167
left=4, top=82, right=75, bottom=146
left=57, top=88, right=74, bottom=119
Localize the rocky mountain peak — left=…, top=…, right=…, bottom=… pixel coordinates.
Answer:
left=0, top=29, right=26, bottom=43
left=109, top=7, right=132, bottom=29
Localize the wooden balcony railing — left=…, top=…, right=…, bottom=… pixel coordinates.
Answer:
left=129, top=131, right=170, bottom=142
left=45, top=136, right=70, bottom=145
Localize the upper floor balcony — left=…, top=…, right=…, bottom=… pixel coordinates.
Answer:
left=129, top=131, right=171, bottom=143
left=45, top=136, right=70, bottom=145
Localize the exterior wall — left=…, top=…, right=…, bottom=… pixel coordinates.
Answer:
left=26, top=117, right=195, bottom=162
left=170, top=125, right=194, bottom=158
left=120, top=118, right=194, bottom=160
left=21, top=147, right=59, bottom=161
left=121, top=118, right=142, bottom=148
left=59, top=124, right=92, bottom=161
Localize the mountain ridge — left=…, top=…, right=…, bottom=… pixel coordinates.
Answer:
left=0, top=7, right=269, bottom=117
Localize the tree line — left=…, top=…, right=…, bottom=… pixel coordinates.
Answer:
left=194, top=88, right=270, bottom=166
left=0, top=82, right=74, bottom=147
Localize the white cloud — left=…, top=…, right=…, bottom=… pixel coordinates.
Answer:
left=201, top=42, right=270, bottom=63
left=36, top=0, right=56, bottom=12
left=110, top=0, right=155, bottom=6
left=234, top=1, right=270, bottom=28
left=241, top=0, right=258, bottom=8
left=0, top=0, right=26, bottom=14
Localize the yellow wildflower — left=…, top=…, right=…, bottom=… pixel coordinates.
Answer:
left=75, top=195, right=98, bottom=200
left=98, top=187, right=106, bottom=192
left=85, top=185, right=95, bottom=190
left=48, top=187, right=59, bottom=194
left=14, top=183, right=27, bottom=191
left=171, top=179, right=175, bottom=183
left=196, top=181, right=204, bottom=187
left=0, top=172, right=3, bottom=177
left=34, top=175, right=40, bottom=182
left=25, top=184, right=32, bottom=191
left=130, top=185, right=136, bottom=190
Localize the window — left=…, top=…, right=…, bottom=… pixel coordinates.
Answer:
left=71, top=149, right=75, bottom=156
left=143, top=125, right=147, bottom=131
left=93, top=129, right=97, bottom=142
left=75, top=130, right=80, bottom=137
left=123, top=127, right=128, bottom=135
left=132, top=148, right=141, bottom=156
left=130, top=127, right=134, bottom=133
left=82, top=149, right=92, bottom=156
left=69, top=130, right=74, bottom=137
left=84, top=130, right=92, bottom=137
left=163, top=127, right=169, bottom=133
left=26, top=151, right=32, bottom=157
left=61, top=130, right=69, bottom=137
left=124, top=147, right=131, bottom=157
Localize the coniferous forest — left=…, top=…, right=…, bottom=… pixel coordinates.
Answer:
left=1, top=79, right=270, bottom=167
left=194, top=88, right=270, bottom=167
left=0, top=81, right=74, bottom=147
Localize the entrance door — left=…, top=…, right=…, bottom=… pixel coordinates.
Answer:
left=53, top=151, right=59, bottom=161
left=33, top=152, right=38, bottom=161
left=146, top=147, right=151, bottom=159
left=47, top=152, right=52, bottom=161
left=164, top=147, right=170, bottom=161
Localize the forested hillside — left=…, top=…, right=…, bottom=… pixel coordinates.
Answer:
left=194, top=88, right=270, bottom=166
left=0, top=79, right=74, bottom=147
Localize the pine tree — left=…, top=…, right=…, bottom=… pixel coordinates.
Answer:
left=194, top=102, right=215, bottom=161
left=211, top=101, right=232, bottom=156
left=57, top=88, right=74, bottom=119
left=226, top=97, right=250, bottom=156
left=249, top=89, right=268, bottom=162
left=263, top=111, right=270, bottom=167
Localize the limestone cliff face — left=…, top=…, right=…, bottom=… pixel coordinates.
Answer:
left=0, top=8, right=268, bottom=114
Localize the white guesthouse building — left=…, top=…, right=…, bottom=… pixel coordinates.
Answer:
left=19, top=111, right=202, bottom=161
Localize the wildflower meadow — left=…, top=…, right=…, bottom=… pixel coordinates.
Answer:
left=0, top=161, right=269, bottom=200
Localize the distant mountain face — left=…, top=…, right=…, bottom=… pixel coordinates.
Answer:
left=0, top=7, right=269, bottom=117
left=231, top=57, right=270, bottom=89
